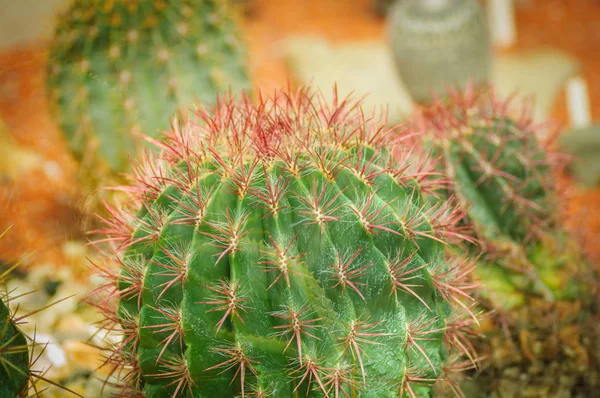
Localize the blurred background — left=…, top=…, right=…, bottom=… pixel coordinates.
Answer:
left=0, top=0, right=598, bottom=396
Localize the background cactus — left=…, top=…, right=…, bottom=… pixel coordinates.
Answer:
left=47, top=0, right=251, bottom=180
left=387, top=0, right=491, bottom=104
left=0, top=272, right=30, bottom=397
left=93, top=87, right=478, bottom=397
left=0, top=228, right=80, bottom=398
left=415, top=86, right=599, bottom=396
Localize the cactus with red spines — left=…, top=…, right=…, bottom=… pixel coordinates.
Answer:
left=91, top=86, right=479, bottom=397
left=416, top=86, right=599, bottom=396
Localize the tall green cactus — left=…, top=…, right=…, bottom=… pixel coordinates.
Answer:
left=416, top=86, right=599, bottom=396
left=47, top=0, right=251, bottom=178
left=93, top=87, right=478, bottom=397
left=387, top=0, right=491, bottom=104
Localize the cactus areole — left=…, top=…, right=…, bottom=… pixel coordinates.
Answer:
left=47, top=0, right=251, bottom=175
left=95, top=87, right=477, bottom=397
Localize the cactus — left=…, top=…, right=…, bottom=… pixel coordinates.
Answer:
left=47, top=0, right=251, bottom=179
left=0, top=280, right=29, bottom=397
left=0, top=229, right=80, bottom=398
left=387, top=0, right=491, bottom=104
left=92, top=86, right=478, bottom=397
left=415, top=86, right=599, bottom=396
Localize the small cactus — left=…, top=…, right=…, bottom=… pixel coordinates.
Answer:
left=0, top=283, right=29, bottom=397
left=416, top=86, right=599, bottom=396
left=47, top=0, right=251, bottom=179
left=0, top=229, right=80, bottom=397
left=93, top=86, right=478, bottom=397
left=387, top=0, right=491, bottom=104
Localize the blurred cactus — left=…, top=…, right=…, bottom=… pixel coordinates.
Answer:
left=47, top=0, right=251, bottom=182
left=0, top=280, right=29, bottom=397
left=387, top=0, right=491, bottom=104
left=92, top=86, right=479, bottom=397
left=416, top=86, right=599, bottom=396
left=0, top=229, right=78, bottom=397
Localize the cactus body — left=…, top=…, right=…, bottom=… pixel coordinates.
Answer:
left=0, top=296, right=29, bottom=398
left=417, top=87, right=599, bottom=397
left=47, top=0, right=251, bottom=176
left=387, top=0, right=491, bottom=104
left=96, top=87, right=476, bottom=397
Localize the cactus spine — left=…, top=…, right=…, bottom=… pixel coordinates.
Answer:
left=387, top=0, right=491, bottom=104
left=93, top=87, right=478, bottom=397
left=47, top=0, right=251, bottom=178
left=416, top=86, right=599, bottom=396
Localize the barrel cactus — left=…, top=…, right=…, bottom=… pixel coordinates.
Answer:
left=387, top=0, right=491, bottom=104
left=0, top=273, right=29, bottom=397
left=47, top=0, right=251, bottom=181
left=415, top=86, right=599, bottom=396
left=93, top=87, right=478, bottom=397
left=0, top=230, right=79, bottom=398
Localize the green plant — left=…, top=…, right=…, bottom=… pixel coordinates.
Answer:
left=387, top=0, right=491, bottom=104
left=0, top=272, right=29, bottom=397
left=0, top=229, right=79, bottom=398
left=416, top=86, right=599, bottom=397
left=47, top=0, right=251, bottom=179
left=92, top=87, right=478, bottom=397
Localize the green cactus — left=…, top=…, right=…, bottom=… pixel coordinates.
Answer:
left=0, top=285, right=29, bottom=398
left=47, top=0, right=251, bottom=179
left=0, top=229, right=81, bottom=398
left=416, top=86, right=599, bottom=397
left=93, top=87, right=478, bottom=397
left=387, top=0, right=491, bottom=104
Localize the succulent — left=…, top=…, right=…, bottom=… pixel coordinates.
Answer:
left=415, top=86, right=599, bottom=396
left=0, top=229, right=80, bottom=397
left=93, top=87, right=478, bottom=397
left=47, top=0, right=251, bottom=180
left=387, top=0, right=491, bottom=104
left=0, top=276, right=29, bottom=397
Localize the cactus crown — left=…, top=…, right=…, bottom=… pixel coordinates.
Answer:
left=47, top=0, right=250, bottom=173
left=417, top=86, right=560, bottom=247
left=94, top=87, right=477, bottom=397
